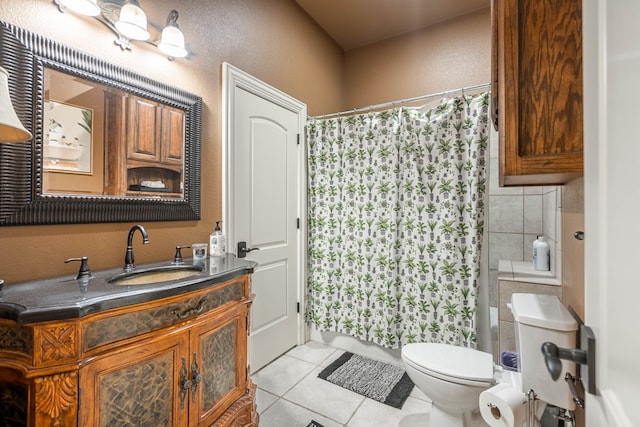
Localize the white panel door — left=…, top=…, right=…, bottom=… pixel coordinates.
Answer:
left=583, top=1, right=637, bottom=426
left=223, top=64, right=306, bottom=373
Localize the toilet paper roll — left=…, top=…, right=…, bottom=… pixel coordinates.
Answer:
left=479, top=383, right=528, bottom=427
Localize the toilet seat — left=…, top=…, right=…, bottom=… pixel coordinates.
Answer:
left=402, top=343, right=494, bottom=387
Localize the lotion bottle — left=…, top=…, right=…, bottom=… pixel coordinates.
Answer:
left=209, top=221, right=226, bottom=257
left=532, top=235, right=550, bottom=271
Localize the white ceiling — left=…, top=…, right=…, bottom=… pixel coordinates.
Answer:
left=295, top=0, right=490, bottom=51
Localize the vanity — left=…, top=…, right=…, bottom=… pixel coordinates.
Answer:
left=0, top=255, right=258, bottom=427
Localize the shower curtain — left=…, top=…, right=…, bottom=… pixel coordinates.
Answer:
left=306, top=92, right=489, bottom=349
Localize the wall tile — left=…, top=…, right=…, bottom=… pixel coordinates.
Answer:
left=523, top=233, right=537, bottom=264
left=489, top=269, right=498, bottom=307
left=524, top=186, right=543, bottom=195
left=489, top=232, right=524, bottom=269
left=543, top=189, right=557, bottom=240
left=489, top=195, right=524, bottom=233
left=523, top=194, right=543, bottom=234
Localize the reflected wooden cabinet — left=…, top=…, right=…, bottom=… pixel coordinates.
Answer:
left=493, top=0, right=583, bottom=186
left=0, top=275, right=257, bottom=427
left=126, top=96, right=184, bottom=166
left=105, top=92, right=185, bottom=197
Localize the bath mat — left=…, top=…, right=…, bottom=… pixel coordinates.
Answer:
left=318, top=352, right=414, bottom=409
left=307, top=421, right=324, bottom=427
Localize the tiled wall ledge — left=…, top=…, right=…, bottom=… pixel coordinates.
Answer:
left=497, top=259, right=561, bottom=286
left=496, top=259, right=562, bottom=360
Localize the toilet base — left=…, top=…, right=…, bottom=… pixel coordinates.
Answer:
left=428, top=405, right=486, bottom=427
left=429, top=405, right=464, bottom=427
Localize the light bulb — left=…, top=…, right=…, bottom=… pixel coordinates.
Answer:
left=159, top=26, right=188, bottom=58
left=115, top=3, right=150, bottom=41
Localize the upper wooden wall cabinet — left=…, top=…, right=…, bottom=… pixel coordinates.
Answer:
left=105, top=92, right=185, bottom=197
left=492, top=0, right=584, bottom=186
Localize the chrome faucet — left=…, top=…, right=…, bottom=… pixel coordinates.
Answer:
left=124, top=224, right=150, bottom=271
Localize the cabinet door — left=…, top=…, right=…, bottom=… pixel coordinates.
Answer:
left=79, top=332, right=189, bottom=427
left=0, top=368, right=29, bottom=427
left=161, top=106, right=184, bottom=166
left=127, top=96, right=162, bottom=162
left=496, top=0, right=583, bottom=186
left=189, top=305, right=248, bottom=427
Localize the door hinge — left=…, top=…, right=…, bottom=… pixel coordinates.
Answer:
left=297, top=302, right=300, bottom=313
left=297, top=133, right=300, bottom=145
left=297, top=218, right=300, bottom=229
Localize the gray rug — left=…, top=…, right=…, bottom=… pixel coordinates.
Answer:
left=318, top=352, right=414, bottom=409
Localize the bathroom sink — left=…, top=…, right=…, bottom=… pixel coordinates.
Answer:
left=107, top=264, right=204, bottom=286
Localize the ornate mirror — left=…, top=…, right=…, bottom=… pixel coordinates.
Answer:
left=0, top=20, right=202, bottom=225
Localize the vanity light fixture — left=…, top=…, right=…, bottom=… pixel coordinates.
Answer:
left=53, top=0, right=189, bottom=60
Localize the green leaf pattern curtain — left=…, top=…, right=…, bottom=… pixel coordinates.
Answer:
left=306, top=92, right=489, bottom=349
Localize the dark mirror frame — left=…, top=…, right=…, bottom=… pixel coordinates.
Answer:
left=0, top=20, right=202, bottom=226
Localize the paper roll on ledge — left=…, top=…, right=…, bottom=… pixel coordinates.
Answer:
left=479, top=383, right=528, bottom=427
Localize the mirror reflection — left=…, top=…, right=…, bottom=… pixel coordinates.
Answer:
left=43, top=69, right=185, bottom=198
left=0, top=19, right=201, bottom=225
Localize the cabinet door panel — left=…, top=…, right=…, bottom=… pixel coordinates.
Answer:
left=127, top=97, right=161, bottom=162
left=79, top=333, right=189, bottom=427
left=190, top=305, right=248, bottom=427
left=497, top=0, right=583, bottom=185
left=162, top=107, right=185, bottom=165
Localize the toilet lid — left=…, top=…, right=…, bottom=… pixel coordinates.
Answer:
left=402, top=343, right=494, bottom=383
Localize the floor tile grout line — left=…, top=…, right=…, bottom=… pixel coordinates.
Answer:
left=278, top=394, right=354, bottom=426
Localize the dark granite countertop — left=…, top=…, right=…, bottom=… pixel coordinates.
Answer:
left=0, top=254, right=256, bottom=325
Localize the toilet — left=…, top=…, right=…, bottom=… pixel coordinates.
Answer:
left=402, top=343, right=494, bottom=426
left=401, top=293, right=578, bottom=427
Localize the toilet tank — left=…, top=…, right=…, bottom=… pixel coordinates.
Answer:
left=510, top=293, right=578, bottom=410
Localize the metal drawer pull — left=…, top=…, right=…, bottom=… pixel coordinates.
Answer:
left=172, top=299, right=207, bottom=319
left=191, top=352, right=203, bottom=403
left=179, top=357, right=191, bottom=409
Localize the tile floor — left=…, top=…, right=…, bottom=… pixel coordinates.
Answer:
left=251, top=341, right=433, bottom=427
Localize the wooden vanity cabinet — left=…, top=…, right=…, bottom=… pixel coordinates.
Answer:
left=0, top=275, right=258, bottom=427
left=493, top=0, right=583, bottom=186
left=80, top=303, right=250, bottom=427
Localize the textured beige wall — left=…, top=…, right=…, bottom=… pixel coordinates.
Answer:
left=0, top=0, right=344, bottom=283
left=344, top=8, right=491, bottom=110
left=0, top=1, right=492, bottom=284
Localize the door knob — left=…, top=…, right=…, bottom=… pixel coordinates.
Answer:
left=541, top=324, right=596, bottom=395
left=237, top=241, right=259, bottom=258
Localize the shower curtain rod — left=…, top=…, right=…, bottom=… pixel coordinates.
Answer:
left=310, top=82, right=491, bottom=120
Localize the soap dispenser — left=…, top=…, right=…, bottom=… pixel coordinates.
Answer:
left=209, top=221, right=226, bottom=258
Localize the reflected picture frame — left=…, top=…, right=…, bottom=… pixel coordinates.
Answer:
left=43, top=100, right=93, bottom=174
